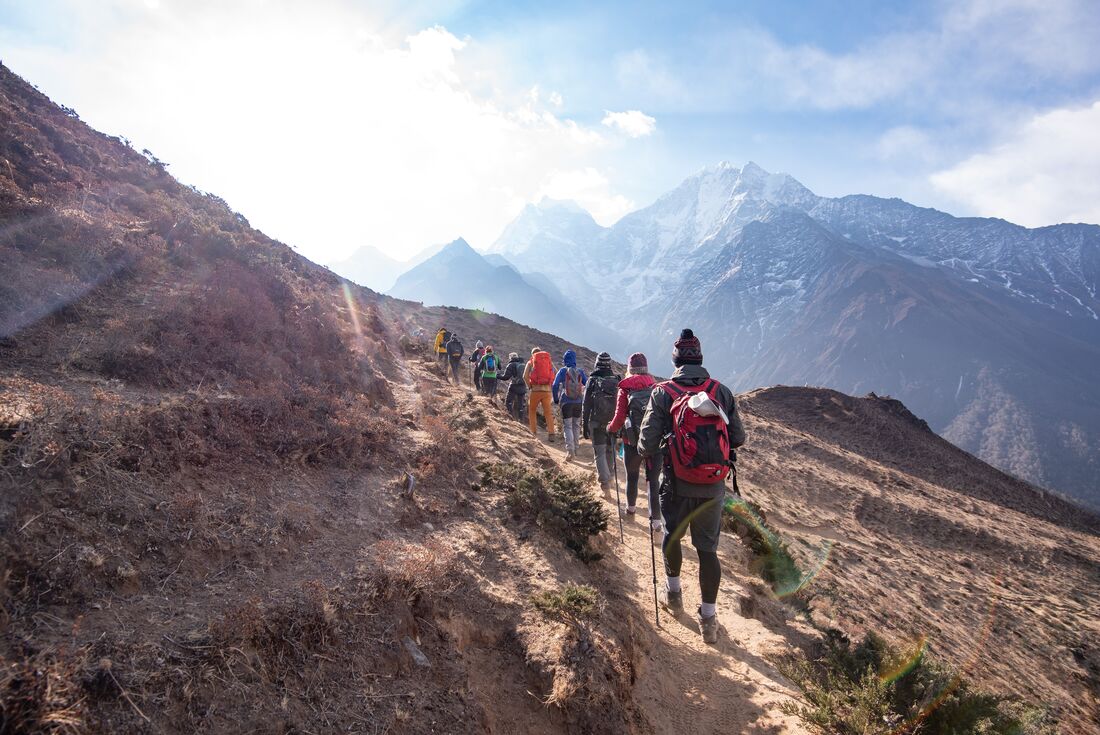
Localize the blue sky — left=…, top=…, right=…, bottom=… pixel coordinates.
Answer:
left=2, top=0, right=1099, bottom=263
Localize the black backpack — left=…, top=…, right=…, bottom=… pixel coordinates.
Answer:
left=448, top=340, right=463, bottom=359
left=622, top=386, right=654, bottom=446
left=589, top=375, right=620, bottom=425
left=509, top=361, right=527, bottom=386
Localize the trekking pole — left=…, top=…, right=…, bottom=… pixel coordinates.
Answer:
left=645, top=454, right=660, bottom=627
left=612, top=436, right=624, bottom=543
left=649, top=517, right=660, bottom=627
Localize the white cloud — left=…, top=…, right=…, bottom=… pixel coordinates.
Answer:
left=0, top=0, right=642, bottom=262
left=601, top=109, right=656, bottom=138
left=610, top=1, right=1100, bottom=113
left=874, top=126, right=937, bottom=163
left=930, top=101, right=1100, bottom=226
left=536, top=168, right=634, bottom=225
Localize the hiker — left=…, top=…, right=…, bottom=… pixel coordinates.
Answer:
left=445, top=332, right=464, bottom=384
left=434, top=327, right=449, bottom=367
left=552, top=349, right=587, bottom=459
left=469, top=340, right=485, bottom=392
left=479, top=346, right=501, bottom=401
left=638, top=329, right=746, bottom=645
left=607, top=352, right=661, bottom=526
left=523, top=347, right=556, bottom=442
left=582, top=352, right=620, bottom=490
left=501, top=352, right=528, bottom=421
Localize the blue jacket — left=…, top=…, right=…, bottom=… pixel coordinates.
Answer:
left=552, top=350, right=588, bottom=405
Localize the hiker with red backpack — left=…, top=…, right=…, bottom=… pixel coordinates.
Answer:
left=638, top=329, right=746, bottom=645
left=607, top=352, right=661, bottom=526
left=523, top=347, right=557, bottom=442
left=582, top=352, right=621, bottom=491
left=552, top=349, right=587, bottom=460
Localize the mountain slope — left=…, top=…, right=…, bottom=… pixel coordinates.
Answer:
left=490, top=163, right=1100, bottom=506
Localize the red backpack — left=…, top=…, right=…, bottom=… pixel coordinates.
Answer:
left=530, top=351, right=554, bottom=385
left=659, top=379, right=731, bottom=484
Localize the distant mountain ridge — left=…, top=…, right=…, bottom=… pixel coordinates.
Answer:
left=488, top=163, right=1100, bottom=507
left=328, top=241, right=446, bottom=293
left=388, top=238, right=623, bottom=354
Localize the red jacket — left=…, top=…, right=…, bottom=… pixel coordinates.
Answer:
left=607, top=373, right=657, bottom=433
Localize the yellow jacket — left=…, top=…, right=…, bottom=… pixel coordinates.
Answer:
left=434, top=330, right=448, bottom=354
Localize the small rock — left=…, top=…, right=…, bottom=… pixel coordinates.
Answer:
left=738, top=595, right=756, bottom=619
left=423, top=522, right=435, bottom=531
left=402, top=636, right=432, bottom=668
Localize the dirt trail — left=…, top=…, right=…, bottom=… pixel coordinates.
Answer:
left=529, top=422, right=812, bottom=733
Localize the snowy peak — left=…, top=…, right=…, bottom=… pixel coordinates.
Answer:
left=489, top=197, right=604, bottom=256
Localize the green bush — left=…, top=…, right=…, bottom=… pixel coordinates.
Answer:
left=722, top=496, right=806, bottom=595
left=532, top=583, right=600, bottom=620
left=778, top=630, right=1056, bottom=734
left=479, top=463, right=609, bottom=561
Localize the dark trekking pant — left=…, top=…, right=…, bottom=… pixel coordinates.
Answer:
left=472, top=367, right=482, bottom=392
left=661, top=492, right=722, bottom=604
left=624, top=443, right=660, bottom=518
left=449, top=358, right=461, bottom=384
left=590, top=426, right=614, bottom=485
left=506, top=384, right=527, bottom=420
left=483, top=376, right=498, bottom=398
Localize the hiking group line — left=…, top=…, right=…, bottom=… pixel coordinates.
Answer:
left=431, top=326, right=746, bottom=645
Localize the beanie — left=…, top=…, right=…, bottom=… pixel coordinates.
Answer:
left=509, top=352, right=518, bottom=361
left=595, top=351, right=613, bottom=371
left=627, top=352, right=648, bottom=374
left=672, top=328, right=703, bottom=366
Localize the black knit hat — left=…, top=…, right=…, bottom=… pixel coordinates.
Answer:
left=672, top=328, right=703, bottom=366
left=595, top=351, right=613, bottom=370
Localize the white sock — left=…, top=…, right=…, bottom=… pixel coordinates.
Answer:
left=700, top=602, right=716, bottom=618
left=666, top=576, right=681, bottom=593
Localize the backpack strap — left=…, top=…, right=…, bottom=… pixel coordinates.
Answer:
left=660, top=380, right=686, bottom=398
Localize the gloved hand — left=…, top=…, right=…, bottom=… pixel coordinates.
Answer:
left=650, top=518, right=664, bottom=532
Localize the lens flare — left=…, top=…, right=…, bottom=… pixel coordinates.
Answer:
left=717, top=495, right=833, bottom=597
left=341, top=281, right=364, bottom=345
left=889, top=579, right=1001, bottom=735
left=879, top=636, right=928, bottom=685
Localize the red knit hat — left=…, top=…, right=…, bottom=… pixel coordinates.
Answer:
left=672, top=329, right=703, bottom=366
left=628, top=352, right=648, bottom=369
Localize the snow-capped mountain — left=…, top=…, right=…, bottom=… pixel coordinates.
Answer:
left=489, top=163, right=1100, bottom=507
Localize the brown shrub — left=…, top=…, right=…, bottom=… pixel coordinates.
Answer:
left=416, top=414, right=477, bottom=481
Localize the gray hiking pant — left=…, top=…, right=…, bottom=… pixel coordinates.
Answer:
left=591, top=426, right=614, bottom=485
left=561, top=403, right=581, bottom=453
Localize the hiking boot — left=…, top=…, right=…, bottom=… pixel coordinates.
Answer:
left=658, top=587, right=683, bottom=613
left=621, top=505, right=636, bottom=517
left=547, top=434, right=557, bottom=444
left=698, top=608, right=718, bottom=644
